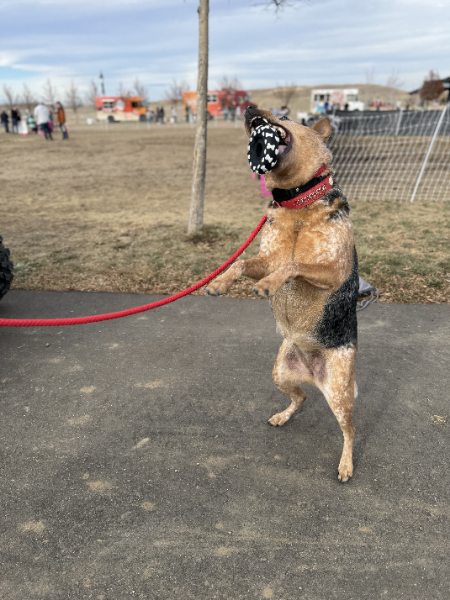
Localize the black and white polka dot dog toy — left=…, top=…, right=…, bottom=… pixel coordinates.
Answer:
left=247, top=124, right=281, bottom=174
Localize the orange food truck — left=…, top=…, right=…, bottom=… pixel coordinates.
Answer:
left=183, top=89, right=256, bottom=118
left=95, top=96, right=148, bottom=122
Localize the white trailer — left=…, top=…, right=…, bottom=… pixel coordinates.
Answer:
left=311, top=89, right=364, bottom=113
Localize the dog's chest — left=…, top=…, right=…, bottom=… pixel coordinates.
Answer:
left=260, top=215, right=301, bottom=266
left=261, top=209, right=328, bottom=267
left=261, top=207, right=351, bottom=270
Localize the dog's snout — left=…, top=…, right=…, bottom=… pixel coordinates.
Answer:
left=245, top=105, right=259, bottom=128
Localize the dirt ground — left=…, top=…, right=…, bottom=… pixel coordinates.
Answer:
left=1, top=123, right=449, bottom=304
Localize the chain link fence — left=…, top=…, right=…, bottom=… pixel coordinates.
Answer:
left=327, top=107, right=450, bottom=202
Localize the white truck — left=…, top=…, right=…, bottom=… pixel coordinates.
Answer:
left=311, top=88, right=364, bottom=113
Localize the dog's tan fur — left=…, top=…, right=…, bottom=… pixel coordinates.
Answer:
left=207, top=109, right=358, bottom=481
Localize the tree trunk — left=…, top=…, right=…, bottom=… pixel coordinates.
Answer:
left=188, top=0, right=209, bottom=234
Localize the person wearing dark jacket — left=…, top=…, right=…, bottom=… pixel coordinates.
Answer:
left=56, top=102, right=68, bottom=139
left=11, top=107, right=21, bottom=134
left=1, top=110, right=9, bottom=133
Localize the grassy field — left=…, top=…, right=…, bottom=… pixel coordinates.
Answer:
left=1, top=124, right=449, bottom=304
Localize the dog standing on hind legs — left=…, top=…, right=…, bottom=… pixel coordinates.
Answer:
left=206, top=107, right=359, bottom=482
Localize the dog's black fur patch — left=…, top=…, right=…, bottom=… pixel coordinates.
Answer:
left=327, top=203, right=349, bottom=221
left=321, top=186, right=350, bottom=209
left=321, top=187, right=351, bottom=221
left=313, top=247, right=359, bottom=348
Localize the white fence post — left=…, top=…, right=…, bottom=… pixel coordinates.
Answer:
left=410, top=104, right=448, bottom=203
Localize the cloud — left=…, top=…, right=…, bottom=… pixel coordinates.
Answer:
left=1, top=0, right=449, bottom=101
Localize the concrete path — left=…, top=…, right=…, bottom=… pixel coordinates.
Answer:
left=1, top=291, right=449, bottom=600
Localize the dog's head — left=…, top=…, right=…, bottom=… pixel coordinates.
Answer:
left=245, top=106, right=332, bottom=190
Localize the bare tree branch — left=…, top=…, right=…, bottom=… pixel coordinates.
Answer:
left=420, top=70, right=445, bottom=102
left=85, top=79, right=98, bottom=108
left=274, top=82, right=297, bottom=106
left=21, top=84, right=37, bottom=112
left=117, top=82, right=132, bottom=99
left=133, top=78, right=149, bottom=102
left=216, top=76, right=243, bottom=110
left=217, top=75, right=242, bottom=91
left=386, top=69, right=404, bottom=90
left=65, top=81, right=83, bottom=119
left=385, top=69, right=404, bottom=107
left=42, top=79, right=58, bottom=108
left=165, top=79, right=190, bottom=107
left=365, top=67, right=376, bottom=85
left=3, top=85, right=18, bottom=108
left=258, top=0, right=305, bottom=11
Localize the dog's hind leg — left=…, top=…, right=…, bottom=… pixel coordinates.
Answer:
left=318, top=346, right=357, bottom=482
left=269, top=340, right=309, bottom=426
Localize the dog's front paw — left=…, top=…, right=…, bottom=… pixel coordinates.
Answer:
left=252, top=277, right=279, bottom=298
left=206, top=280, right=231, bottom=296
left=337, top=460, right=353, bottom=483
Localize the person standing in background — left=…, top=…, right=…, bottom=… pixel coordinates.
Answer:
left=48, top=107, right=54, bottom=133
left=1, top=110, right=9, bottom=133
left=34, top=101, right=53, bottom=140
left=11, top=106, right=21, bottom=134
left=56, top=102, right=69, bottom=139
left=26, top=112, right=38, bottom=134
left=171, top=106, right=177, bottom=124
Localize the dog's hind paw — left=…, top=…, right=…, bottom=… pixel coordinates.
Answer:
left=252, top=274, right=284, bottom=298
left=268, top=410, right=292, bottom=426
left=252, top=283, right=275, bottom=298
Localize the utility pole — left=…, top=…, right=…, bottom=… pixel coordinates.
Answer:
left=100, top=72, right=105, bottom=95
left=188, top=0, right=209, bottom=234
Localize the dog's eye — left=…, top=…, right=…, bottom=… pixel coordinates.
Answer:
left=279, top=116, right=291, bottom=121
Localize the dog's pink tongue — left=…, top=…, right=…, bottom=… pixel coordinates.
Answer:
left=279, top=144, right=287, bottom=155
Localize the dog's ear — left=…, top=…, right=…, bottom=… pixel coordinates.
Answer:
left=311, top=117, right=332, bottom=140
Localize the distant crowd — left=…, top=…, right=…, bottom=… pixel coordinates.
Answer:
left=144, top=104, right=288, bottom=124
left=145, top=106, right=179, bottom=123
left=1, top=101, right=69, bottom=140
left=269, top=105, right=290, bottom=118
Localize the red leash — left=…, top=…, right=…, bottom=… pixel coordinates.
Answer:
left=0, top=217, right=267, bottom=327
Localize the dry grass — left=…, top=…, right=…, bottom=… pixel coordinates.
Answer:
left=1, top=124, right=449, bottom=304
left=352, top=201, right=450, bottom=303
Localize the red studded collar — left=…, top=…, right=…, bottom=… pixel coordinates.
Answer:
left=271, top=165, right=333, bottom=210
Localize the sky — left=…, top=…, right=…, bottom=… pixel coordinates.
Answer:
left=1, top=0, right=449, bottom=103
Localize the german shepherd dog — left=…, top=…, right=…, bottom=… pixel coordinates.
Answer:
left=206, top=107, right=359, bottom=482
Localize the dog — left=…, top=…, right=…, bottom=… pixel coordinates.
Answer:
left=206, top=107, right=359, bottom=482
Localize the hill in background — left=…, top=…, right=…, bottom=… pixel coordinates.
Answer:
left=248, top=83, right=410, bottom=115
left=145, top=83, right=410, bottom=117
